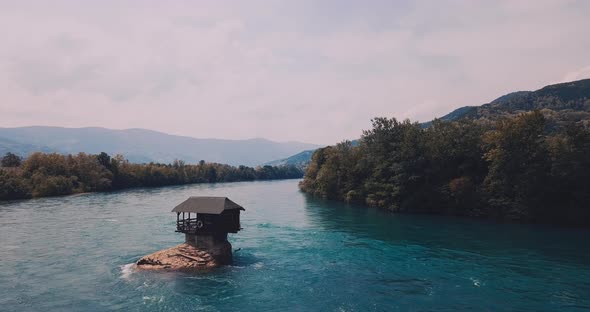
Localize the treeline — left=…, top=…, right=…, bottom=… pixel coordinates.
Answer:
left=300, top=111, right=590, bottom=226
left=0, top=152, right=303, bottom=200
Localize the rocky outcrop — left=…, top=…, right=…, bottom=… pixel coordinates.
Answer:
left=185, top=233, right=233, bottom=264
left=136, top=242, right=231, bottom=271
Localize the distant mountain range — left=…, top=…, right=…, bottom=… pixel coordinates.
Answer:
left=4, top=79, right=588, bottom=168
left=274, top=78, right=590, bottom=168
left=0, top=127, right=321, bottom=166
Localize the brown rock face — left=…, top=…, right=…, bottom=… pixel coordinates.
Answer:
left=136, top=234, right=233, bottom=271
left=136, top=243, right=223, bottom=271
left=185, top=233, right=233, bottom=265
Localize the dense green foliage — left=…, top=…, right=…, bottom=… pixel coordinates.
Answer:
left=0, top=152, right=303, bottom=200
left=300, top=111, right=590, bottom=226
left=1, top=152, right=21, bottom=167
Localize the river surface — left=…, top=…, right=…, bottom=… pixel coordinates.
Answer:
left=1, top=179, right=589, bottom=311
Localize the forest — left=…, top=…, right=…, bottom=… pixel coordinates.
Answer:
left=0, top=152, right=303, bottom=200
left=299, top=111, right=590, bottom=226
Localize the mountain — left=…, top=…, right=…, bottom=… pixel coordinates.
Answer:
left=0, top=127, right=321, bottom=166
left=431, top=79, right=590, bottom=125
left=0, top=136, right=56, bottom=158
left=265, top=140, right=358, bottom=169
left=273, top=78, right=590, bottom=167
left=264, top=150, right=316, bottom=169
left=420, top=106, right=476, bottom=128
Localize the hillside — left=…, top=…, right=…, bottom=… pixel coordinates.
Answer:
left=0, top=127, right=321, bottom=166
left=434, top=78, right=590, bottom=126
left=420, top=106, right=476, bottom=128
left=264, top=150, right=316, bottom=169
left=0, top=137, right=55, bottom=156
left=274, top=78, right=590, bottom=167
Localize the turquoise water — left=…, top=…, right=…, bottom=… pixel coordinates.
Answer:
left=1, top=179, right=589, bottom=311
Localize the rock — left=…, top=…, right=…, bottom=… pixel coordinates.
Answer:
left=184, top=234, right=233, bottom=265
left=136, top=243, right=224, bottom=271
left=137, top=258, right=162, bottom=266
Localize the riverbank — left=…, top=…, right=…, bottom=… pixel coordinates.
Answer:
left=300, top=113, right=590, bottom=226
left=0, top=151, right=304, bottom=200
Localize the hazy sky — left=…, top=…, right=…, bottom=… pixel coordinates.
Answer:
left=1, top=1, right=589, bottom=144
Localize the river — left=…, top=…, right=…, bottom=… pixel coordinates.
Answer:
left=1, top=179, right=589, bottom=311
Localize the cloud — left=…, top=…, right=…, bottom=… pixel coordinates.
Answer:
left=0, top=1, right=589, bottom=144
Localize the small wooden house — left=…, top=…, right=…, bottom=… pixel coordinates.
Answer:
left=172, top=197, right=244, bottom=247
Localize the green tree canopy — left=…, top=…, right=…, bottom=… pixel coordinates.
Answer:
left=1, top=152, right=22, bottom=167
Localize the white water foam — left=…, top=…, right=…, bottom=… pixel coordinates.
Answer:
left=470, top=277, right=482, bottom=287
left=120, top=263, right=136, bottom=280
left=142, top=296, right=165, bottom=304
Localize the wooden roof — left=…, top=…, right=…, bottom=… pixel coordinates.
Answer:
left=171, top=196, right=245, bottom=214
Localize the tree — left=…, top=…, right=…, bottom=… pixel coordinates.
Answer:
left=1, top=152, right=22, bottom=167
left=0, top=170, right=31, bottom=199
left=97, top=152, right=112, bottom=169
left=424, top=119, right=486, bottom=215
left=298, top=111, right=590, bottom=225
left=0, top=151, right=304, bottom=200
left=544, top=124, right=590, bottom=224
left=481, top=111, right=548, bottom=220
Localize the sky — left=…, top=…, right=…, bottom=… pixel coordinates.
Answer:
left=1, top=0, right=589, bottom=145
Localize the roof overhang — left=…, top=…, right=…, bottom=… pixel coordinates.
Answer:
left=171, top=196, right=245, bottom=214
